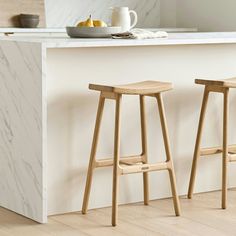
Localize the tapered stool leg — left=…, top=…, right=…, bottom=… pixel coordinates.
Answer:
left=156, top=93, right=180, bottom=216
left=82, top=95, right=105, bottom=214
left=112, top=95, right=122, bottom=226
left=222, top=88, right=229, bottom=209
left=188, top=87, right=210, bottom=199
left=140, top=95, right=149, bottom=205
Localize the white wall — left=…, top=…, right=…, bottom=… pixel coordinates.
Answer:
left=45, top=0, right=236, bottom=31
left=45, top=0, right=160, bottom=28
left=177, top=0, right=236, bottom=31
left=160, top=0, right=236, bottom=31
left=160, top=0, right=176, bottom=27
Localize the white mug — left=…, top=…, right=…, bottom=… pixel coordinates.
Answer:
left=111, top=7, right=138, bottom=32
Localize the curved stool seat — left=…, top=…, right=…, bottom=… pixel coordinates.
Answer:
left=89, top=80, right=173, bottom=95
left=196, top=77, right=236, bottom=88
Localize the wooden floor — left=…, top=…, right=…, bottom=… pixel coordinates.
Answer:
left=1, top=189, right=236, bottom=236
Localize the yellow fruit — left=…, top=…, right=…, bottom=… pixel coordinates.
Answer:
left=84, top=15, right=94, bottom=27
left=93, top=20, right=107, bottom=27
left=77, top=21, right=86, bottom=27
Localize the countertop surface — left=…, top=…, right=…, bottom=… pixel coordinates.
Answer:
left=0, top=27, right=197, bottom=33
left=1, top=32, right=236, bottom=48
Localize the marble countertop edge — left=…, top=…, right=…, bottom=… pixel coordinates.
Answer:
left=1, top=32, right=236, bottom=48
left=0, top=27, right=197, bottom=33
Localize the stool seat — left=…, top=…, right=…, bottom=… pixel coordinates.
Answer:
left=89, top=80, right=173, bottom=95
left=196, top=77, right=236, bottom=88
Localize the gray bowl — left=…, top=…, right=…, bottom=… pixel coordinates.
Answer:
left=66, top=26, right=122, bottom=38
left=19, top=14, right=40, bottom=28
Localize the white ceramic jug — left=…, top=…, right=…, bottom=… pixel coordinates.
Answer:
left=111, top=7, right=138, bottom=32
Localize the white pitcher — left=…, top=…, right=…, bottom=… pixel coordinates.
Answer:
left=111, top=7, right=138, bottom=32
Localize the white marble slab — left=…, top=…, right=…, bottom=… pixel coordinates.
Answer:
left=1, top=32, right=236, bottom=48
left=45, top=0, right=160, bottom=28
left=0, top=41, right=46, bottom=223
left=0, top=27, right=197, bottom=33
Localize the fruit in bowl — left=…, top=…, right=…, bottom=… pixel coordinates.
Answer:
left=77, top=15, right=107, bottom=27
left=93, top=20, right=107, bottom=27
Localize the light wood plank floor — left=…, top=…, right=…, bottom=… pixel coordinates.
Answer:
left=1, top=189, right=236, bottom=236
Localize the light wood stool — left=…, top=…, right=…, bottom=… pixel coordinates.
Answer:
left=188, top=77, right=236, bottom=209
left=82, top=81, right=181, bottom=226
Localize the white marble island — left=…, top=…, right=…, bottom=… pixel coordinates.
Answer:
left=1, top=32, right=236, bottom=223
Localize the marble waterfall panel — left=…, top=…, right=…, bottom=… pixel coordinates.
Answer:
left=0, top=41, right=46, bottom=223
left=45, top=0, right=160, bottom=28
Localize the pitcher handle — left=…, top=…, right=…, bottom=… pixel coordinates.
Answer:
left=129, top=10, right=138, bottom=29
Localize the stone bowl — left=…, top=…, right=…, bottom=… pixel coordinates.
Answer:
left=19, top=14, right=40, bottom=28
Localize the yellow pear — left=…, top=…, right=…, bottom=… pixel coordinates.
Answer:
left=93, top=20, right=107, bottom=27
left=77, top=21, right=86, bottom=27
left=84, top=15, right=94, bottom=27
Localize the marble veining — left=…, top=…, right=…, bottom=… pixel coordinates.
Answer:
left=0, top=41, right=46, bottom=223
left=45, top=0, right=160, bottom=28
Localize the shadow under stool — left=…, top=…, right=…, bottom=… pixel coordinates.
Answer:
left=188, top=77, right=236, bottom=209
left=82, top=80, right=181, bottom=226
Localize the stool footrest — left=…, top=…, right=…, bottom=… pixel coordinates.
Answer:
left=200, top=144, right=236, bottom=156
left=228, top=153, right=236, bottom=162
left=95, top=155, right=143, bottom=168
left=121, top=161, right=170, bottom=175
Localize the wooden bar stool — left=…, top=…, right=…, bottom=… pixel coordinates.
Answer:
left=82, top=80, right=180, bottom=226
left=188, top=77, right=236, bottom=209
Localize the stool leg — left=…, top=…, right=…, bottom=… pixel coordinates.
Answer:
left=82, top=94, right=105, bottom=214
left=222, top=88, right=229, bottom=209
left=188, top=87, right=210, bottom=199
left=112, top=94, right=122, bottom=226
left=156, top=93, right=181, bottom=216
left=140, top=95, right=149, bottom=205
